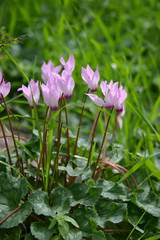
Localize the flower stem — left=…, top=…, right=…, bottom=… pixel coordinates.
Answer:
left=56, top=98, right=63, bottom=167
left=74, top=88, right=89, bottom=155
left=92, top=108, right=113, bottom=179
left=0, top=134, right=27, bottom=141
left=87, top=109, right=101, bottom=167
left=4, top=49, right=42, bottom=149
left=63, top=96, right=70, bottom=164
left=35, top=107, right=49, bottom=189
left=0, top=118, right=14, bottom=176
left=110, top=112, right=117, bottom=144
left=0, top=206, right=21, bottom=225
left=2, top=96, right=20, bottom=167
left=102, top=112, right=108, bottom=161
left=32, top=109, right=35, bottom=130
left=115, top=164, right=138, bottom=189
left=88, top=110, right=99, bottom=140
left=105, top=162, right=131, bottom=191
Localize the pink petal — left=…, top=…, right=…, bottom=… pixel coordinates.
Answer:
left=87, top=93, right=104, bottom=107
left=0, top=81, right=11, bottom=99
left=60, top=57, right=65, bottom=65
left=54, top=65, right=62, bottom=73
left=100, top=81, right=108, bottom=96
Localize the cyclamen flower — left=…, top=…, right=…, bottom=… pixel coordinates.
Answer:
left=41, top=60, right=62, bottom=83
left=81, top=65, right=100, bottom=92
left=58, top=70, right=75, bottom=99
left=87, top=80, right=127, bottom=128
left=0, top=72, right=11, bottom=100
left=60, top=54, right=75, bottom=74
left=101, top=80, right=119, bottom=109
left=17, top=79, right=40, bottom=108
left=41, top=77, right=61, bottom=111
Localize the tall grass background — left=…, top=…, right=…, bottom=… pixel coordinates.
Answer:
left=0, top=0, right=160, bottom=181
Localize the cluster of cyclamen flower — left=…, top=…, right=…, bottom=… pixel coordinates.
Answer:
left=0, top=54, right=127, bottom=128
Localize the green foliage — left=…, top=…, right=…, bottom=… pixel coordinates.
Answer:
left=0, top=173, right=32, bottom=229
left=136, top=189, right=160, bottom=217
left=0, top=227, right=21, bottom=240
left=31, top=221, right=56, bottom=240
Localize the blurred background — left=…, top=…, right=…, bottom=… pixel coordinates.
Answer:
left=0, top=0, right=160, bottom=154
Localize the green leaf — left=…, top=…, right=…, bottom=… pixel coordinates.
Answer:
left=69, top=183, right=102, bottom=206
left=48, top=218, right=57, bottom=230
left=0, top=161, right=33, bottom=191
left=0, top=173, right=31, bottom=229
left=127, top=203, right=144, bottom=233
left=50, top=236, right=60, bottom=240
left=96, top=179, right=131, bottom=201
left=69, top=183, right=90, bottom=200
left=89, top=218, right=106, bottom=239
left=0, top=201, right=32, bottom=229
left=50, top=187, right=71, bottom=213
left=31, top=221, right=56, bottom=240
left=63, top=215, right=79, bottom=228
left=0, top=227, right=21, bottom=240
left=28, top=190, right=52, bottom=217
left=66, top=229, right=83, bottom=240
left=59, top=162, right=84, bottom=177
left=58, top=220, right=69, bottom=239
left=136, top=190, right=160, bottom=217
left=29, top=188, right=71, bottom=217
left=72, top=206, right=101, bottom=233
left=95, top=198, right=127, bottom=228
left=0, top=172, right=28, bottom=205
left=0, top=156, right=7, bottom=173
left=24, top=233, right=36, bottom=240
left=144, top=235, right=160, bottom=240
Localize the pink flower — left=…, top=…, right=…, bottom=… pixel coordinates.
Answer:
left=0, top=72, right=11, bottom=100
left=41, top=60, right=62, bottom=83
left=101, top=80, right=119, bottom=110
left=41, top=77, right=61, bottom=111
left=60, top=54, right=75, bottom=74
left=58, top=70, right=75, bottom=99
left=81, top=65, right=100, bottom=92
left=117, top=107, right=125, bottom=129
left=87, top=80, right=127, bottom=128
left=114, top=85, right=127, bottom=112
left=17, top=79, right=40, bottom=108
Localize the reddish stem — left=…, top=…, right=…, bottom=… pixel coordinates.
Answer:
left=2, top=96, right=19, bottom=165
left=88, top=110, right=99, bottom=140
left=110, top=112, right=117, bottom=144
left=102, top=112, right=108, bottom=161
left=100, top=228, right=130, bottom=233
left=74, top=88, right=89, bottom=155
left=105, top=162, right=131, bottom=191
left=0, top=118, right=14, bottom=176
left=87, top=109, right=101, bottom=167
left=0, top=206, right=20, bottom=225
left=92, top=108, right=113, bottom=179
left=35, top=107, right=49, bottom=189
left=63, top=96, right=70, bottom=164
left=116, top=164, right=138, bottom=189
left=56, top=98, right=63, bottom=165
left=0, top=134, right=27, bottom=141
